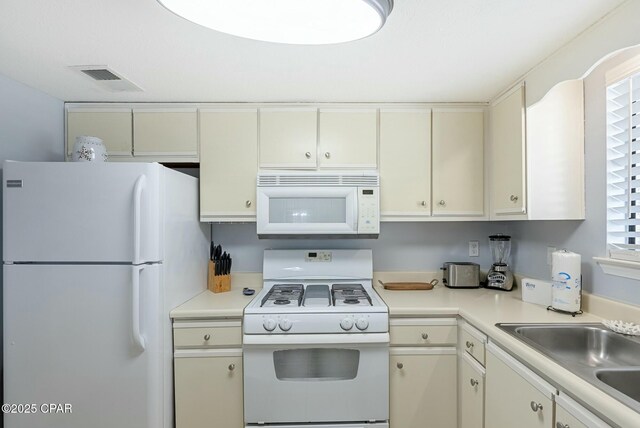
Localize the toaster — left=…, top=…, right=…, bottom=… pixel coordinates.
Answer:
left=441, top=262, right=480, bottom=288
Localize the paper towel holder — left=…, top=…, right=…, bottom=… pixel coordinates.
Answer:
left=546, top=274, right=583, bottom=317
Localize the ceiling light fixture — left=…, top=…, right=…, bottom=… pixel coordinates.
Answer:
left=157, top=0, right=394, bottom=45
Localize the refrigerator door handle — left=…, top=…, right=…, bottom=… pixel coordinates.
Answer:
left=132, top=265, right=146, bottom=352
left=132, top=174, right=146, bottom=265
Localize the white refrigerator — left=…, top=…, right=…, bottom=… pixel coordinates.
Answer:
left=2, top=161, right=209, bottom=428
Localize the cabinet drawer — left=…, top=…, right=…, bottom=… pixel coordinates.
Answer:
left=390, top=318, right=457, bottom=346
left=461, top=324, right=487, bottom=366
left=174, top=321, right=242, bottom=348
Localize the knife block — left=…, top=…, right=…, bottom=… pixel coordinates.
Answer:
left=208, top=261, right=231, bottom=293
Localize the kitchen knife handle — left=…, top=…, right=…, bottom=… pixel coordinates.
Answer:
left=132, top=175, right=146, bottom=265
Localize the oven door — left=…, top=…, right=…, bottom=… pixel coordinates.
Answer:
left=256, top=186, right=358, bottom=236
left=243, top=333, right=389, bottom=425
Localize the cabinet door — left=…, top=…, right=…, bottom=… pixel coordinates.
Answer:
left=174, top=354, right=243, bottom=428
left=318, top=109, right=377, bottom=168
left=67, top=108, right=132, bottom=158
left=200, top=109, right=258, bottom=222
left=379, top=109, right=431, bottom=219
left=432, top=109, right=484, bottom=216
left=390, top=350, right=457, bottom=428
left=486, top=343, right=555, bottom=428
left=555, top=393, right=610, bottom=428
left=490, top=84, right=527, bottom=216
left=259, top=108, right=318, bottom=168
left=459, top=354, right=485, bottom=428
left=133, top=108, right=198, bottom=159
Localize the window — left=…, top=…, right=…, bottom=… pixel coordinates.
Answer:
left=606, top=70, right=640, bottom=261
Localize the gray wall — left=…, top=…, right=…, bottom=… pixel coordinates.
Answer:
left=508, top=36, right=640, bottom=303
left=0, top=72, right=64, bottom=396
left=212, top=222, right=506, bottom=273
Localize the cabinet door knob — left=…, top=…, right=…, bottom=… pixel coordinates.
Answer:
left=421, top=333, right=429, bottom=340
left=396, top=362, right=404, bottom=369
left=228, top=363, right=235, bottom=371
left=305, top=152, right=312, bottom=159
left=421, top=201, right=427, bottom=207
left=466, top=341, right=474, bottom=349
left=556, top=423, right=570, bottom=428
left=204, top=334, right=211, bottom=341
left=530, top=401, right=543, bottom=412
left=324, top=152, right=331, bottom=159
left=510, top=194, right=519, bottom=202
left=470, top=378, right=479, bottom=387
left=438, top=200, right=446, bottom=206
left=245, top=200, right=252, bottom=207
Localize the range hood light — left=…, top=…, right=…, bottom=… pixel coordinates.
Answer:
left=157, top=0, right=394, bottom=45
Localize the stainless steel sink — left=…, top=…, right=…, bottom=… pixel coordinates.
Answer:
left=497, top=323, right=640, bottom=414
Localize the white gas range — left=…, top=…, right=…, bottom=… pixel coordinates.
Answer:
left=243, top=249, right=389, bottom=428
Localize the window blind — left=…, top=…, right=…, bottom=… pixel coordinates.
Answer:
left=607, top=71, right=640, bottom=260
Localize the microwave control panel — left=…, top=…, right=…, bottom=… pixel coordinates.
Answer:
left=357, top=187, right=380, bottom=234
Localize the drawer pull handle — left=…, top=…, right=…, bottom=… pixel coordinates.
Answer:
left=324, top=152, right=331, bottom=159
left=228, top=363, right=235, bottom=371
left=397, top=362, right=404, bottom=369
left=510, top=194, right=519, bottom=202
left=466, top=341, right=474, bottom=349
left=421, top=333, right=429, bottom=340
left=470, top=378, right=479, bottom=387
left=245, top=200, right=252, bottom=207
left=204, top=334, right=211, bottom=341
left=305, top=152, right=312, bottom=159
left=438, top=200, right=446, bottom=206
left=421, top=201, right=427, bottom=207
left=530, top=401, right=543, bottom=412
left=556, top=423, right=570, bottom=428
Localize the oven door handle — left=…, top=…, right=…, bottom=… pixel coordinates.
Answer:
left=243, top=333, right=389, bottom=346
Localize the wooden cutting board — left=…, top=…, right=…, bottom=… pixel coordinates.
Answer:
left=379, top=280, right=438, bottom=290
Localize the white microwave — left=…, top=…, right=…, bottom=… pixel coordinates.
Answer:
left=256, top=172, right=380, bottom=238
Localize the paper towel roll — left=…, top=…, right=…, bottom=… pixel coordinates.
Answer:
left=551, top=250, right=581, bottom=313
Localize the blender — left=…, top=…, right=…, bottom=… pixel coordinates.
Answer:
left=486, top=234, right=514, bottom=291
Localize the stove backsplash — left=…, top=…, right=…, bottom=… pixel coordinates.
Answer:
left=211, top=222, right=510, bottom=272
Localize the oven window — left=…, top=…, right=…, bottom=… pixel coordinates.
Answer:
left=273, top=348, right=359, bottom=381
left=269, top=198, right=347, bottom=224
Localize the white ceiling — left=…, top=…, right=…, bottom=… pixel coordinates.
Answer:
left=0, top=0, right=626, bottom=103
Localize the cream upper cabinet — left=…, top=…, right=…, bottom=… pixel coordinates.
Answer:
left=490, top=84, right=527, bottom=217
left=259, top=108, right=318, bottom=168
left=459, top=353, right=485, bottom=428
left=66, top=107, right=133, bottom=158
left=526, top=79, right=585, bottom=220
left=318, top=108, right=377, bottom=168
left=200, top=109, right=258, bottom=222
left=485, top=342, right=556, bottom=428
left=432, top=109, right=484, bottom=216
left=379, top=109, right=431, bottom=219
left=132, top=108, right=198, bottom=159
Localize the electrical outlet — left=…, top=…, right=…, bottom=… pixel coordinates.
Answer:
left=547, top=246, right=556, bottom=265
left=469, top=240, right=479, bottom=257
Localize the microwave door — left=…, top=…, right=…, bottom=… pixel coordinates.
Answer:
left=257, top=187, right=358, bottom=235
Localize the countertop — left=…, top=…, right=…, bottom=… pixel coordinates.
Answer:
left=170, top=272, right=640, bottom=426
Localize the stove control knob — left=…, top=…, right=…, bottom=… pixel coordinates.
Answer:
left=340, top=317, right=354, bottom=331
left=356, top=318, right=369, bottom=330
left=279, top=319, right=292, bottom=331
left=263, top=318, right=277, bottom=332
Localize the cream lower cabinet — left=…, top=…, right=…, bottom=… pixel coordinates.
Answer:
left=459, top=353, right=485, bottom=428
left=555, top=393, right=611, bottom=428
left=389, top=318, right=457, bottom=428
left=485, top=342, right=556, bottom=428
left=173, top=320, right=243, bottom=428
left=199, top=109, right=258, bottom=222
left=431, top=109, right=484, bottom=217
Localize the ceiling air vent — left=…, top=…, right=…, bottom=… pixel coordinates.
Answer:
left=80, top=68, right=121, bottom=81
left=69, top=65, right=143, bottom=92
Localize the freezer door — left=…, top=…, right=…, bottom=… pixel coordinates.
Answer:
left=3, top=264, right=164, bottom=428
left=2, top=161, right=162, bottom=263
